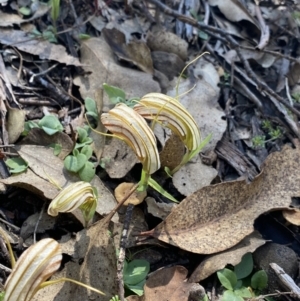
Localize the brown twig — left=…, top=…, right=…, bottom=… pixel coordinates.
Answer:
left=104, top=183, right=139, bottom=223
left=117, top=204, right=134, bottom=301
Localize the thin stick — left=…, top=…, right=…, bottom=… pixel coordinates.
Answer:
left=117, top=204, right=134, bottom=301
left=104, top=184, right=139, bottom=223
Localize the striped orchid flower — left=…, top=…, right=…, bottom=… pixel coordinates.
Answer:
left=4, top=238, right=62, bottom=301
left=3, top=238, right=105, bottom=301
left=48, top=181, right=97, bottom=225
left=134, top=93, right=211, bottom=174
left=101, top=103, right=160, bottom=190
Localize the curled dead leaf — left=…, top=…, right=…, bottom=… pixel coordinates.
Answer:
left=145, top=145, right=300, bottom=254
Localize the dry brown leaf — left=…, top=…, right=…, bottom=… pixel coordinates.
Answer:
left=282, top=208, right=300, bottom=226
left=20, top=212, right=57, bottom=241
left=74, top=37, right=159, bottom=111
left=147, top=25, right=188, bottom=61
left=147, top=145, right=300, bottom=254
left=143, top=266, right=205, bottom=301
left=33, top=218, right=119, bottom=301
left=7, top=107, right=25, bottom=143
left=102, top=28, right=154, bottom=74
left=209, top=0, right=259, bottom=28
left=20, top=128, right=73, bottom=159
left=151, top=51, right=185, bottom=80
left=0, top=29, right=81, bottom=66
left=189, top=231, right=266, bottom=282
left=145, top=197, right=176, bottom=220
left=0, top=168, right=58, bottom=198
left=173, top=155, right=218, bottom=196
left=101, top=138, right=138, bottom=179
left=160, top=133, right=185, bottom=171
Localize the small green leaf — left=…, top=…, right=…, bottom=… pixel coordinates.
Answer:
left=222, top=290, right=244, bottom=301
left=22, top=121, right=39, bottom=136
left=124, top=259, right=150, bottom=285
left=81, top=145, right=93, bottom=160
left=5, top=157, right=28, bottom=174
left=64, top=154, right=87, bottom=173
left=51, top=0, right=60, bottom=23
left=38, top=115, right=63, bottom=135
left=199, top=30, right=208, bottom=40
left=148, top=177, right=179, bottom=203
left=78, top=161, right=95, bottom=182
left=49, top=143, right=62, bottom=156
left=201, top=294, right=209, bottom=301
left=0, top=291, right=5, bottom=301
left=85, top=98, right=98, bottom=118
left=19, top=6, right=31, bottom=16
left=42, top=29, right=57, bottom=43
left=77, top=127, right=88, bottom=142
left=234, top=287, right=252, bottom=298
left=78, top=34, right=91, bottom=40
left=125, top=279, right=146, bottom=296
left=251, top=270, right=268, bottom=290
left=234, top=253, right=253, bottom=280
left=99, top=157, right=110, bottom=169
left=103, top=83, right=126, bottom=104
left=217, top=268, right=237, bottom=290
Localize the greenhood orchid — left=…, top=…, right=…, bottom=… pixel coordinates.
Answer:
left=48, top=181, right=98, bottom=225
left=2, top=236, right=104, bottom=301
left=134, top=92, right=211, bottom=174
left=101, top=103, right=161, bottom=191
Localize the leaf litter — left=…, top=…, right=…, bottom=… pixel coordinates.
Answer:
left=1, top=0, right=300, bottom=300
left=146, top=145, right=300, bottom=254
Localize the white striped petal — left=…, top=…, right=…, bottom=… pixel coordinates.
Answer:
left=4, top=238, right=62, bottom=301
left=101, top=103, right=160, bottom=175
left=48, top=182, right=97, bottom=222
left=133, top=93, right=201, bottom=152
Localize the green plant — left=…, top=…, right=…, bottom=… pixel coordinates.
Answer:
left=48, top=181, right=98, bottom=225
left=38, top=115, right=63, bottom=135
left=19, top=6, right=31, bottom=16
left=49, top=143, right=62, bottom=156
left=123, top=259, right=150, bottom=296
left=292, top=92, right=300, bottom=103
left=109, top=296, right=121, bottom=301
left=50, top=0, right=60, bottom=33
left=75, top=127, right=93, bottom=149
left=23, top=115, right=63, bottom=136
left=103, top=83, right=139, bottom=108
left=253, top=120, right=283, bottom=149
left=63, top=126, right=95, bottom=182
left=30, top=27, right=58, bottom=43
left=252, top=135, right=266, bottom=148
left=5, top=158, right=28, bottom=174
left=22, top=120, right=39, bottom=136
left=99, top=157, right=110, bottom=169
left=64, top=144, right=95, bottom=182
left=217, top=253, right=268, bottom=301
left=85, top=97, right=99, bottom=121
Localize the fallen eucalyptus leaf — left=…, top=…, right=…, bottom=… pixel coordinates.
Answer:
left=147, top=145, right=300, bottom=254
